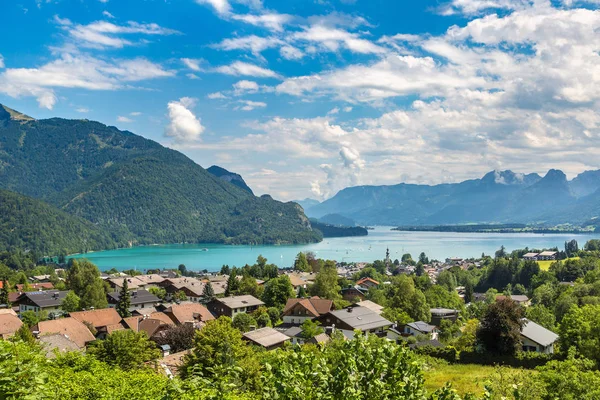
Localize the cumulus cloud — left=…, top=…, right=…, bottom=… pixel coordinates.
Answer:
left=231, top=12, right=292, bottom=32
left=165, top=97, right=205, bottom=142
left=232, top=79, right=260, bottom=95
left=207, top=91, right=228, bottom=99
left=214, top=61, right=281, bottom=78
left=237, top=100, right=267, bottom=111
left=0, top=55, right=4, bottom=69
left=117, top=115, right=133, bottom=122
left=181, top=58, right=204, bottom=71
left=214, top=35, right=283, bottom=57
left=76, top=107, right=89, bottom=113
left=196, top=0, right=232, bottom=16
left=0, top=53, right=174, bottom=109
left=102, top=11, right=115, bottom=18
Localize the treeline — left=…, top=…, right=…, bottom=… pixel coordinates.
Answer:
left=309, top=219, right=368, bottom=238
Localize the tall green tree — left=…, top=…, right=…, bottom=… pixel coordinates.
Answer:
left=476, top=298, right=525, bottom=355
left=232, top=313, right=257, bottom=332
left=202, top=281, right=215, bottom=302
left=309, top=260, right=341, bottom=301
left=225, top=269, right=240, bottom=297
left=262, top=275, right=295, bottom=308
left=0, top=279, right=9, bottom=306
left=61, top=291, right=81, bottom=313
left=294, top=252, right=311, bottom=272
left=66, top=260, right=107, bottom=309
left=116, top=278, right=132, bottom=318
left=87, top=330, right=160, bottom=370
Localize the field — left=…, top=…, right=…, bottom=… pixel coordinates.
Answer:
left=423, top=362, right=531, bottom=396
left=537, top=256, right=579, bottom=271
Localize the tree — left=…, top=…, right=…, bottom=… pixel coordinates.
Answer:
left=452, top=319, right=478, bottom=352
left=225, top=269, right=240, bottom=296
left=173, top=290, right=188, bottom=302
left=183, top=316, right=251, bottom=378
left=565, top=239, right=579, bottom=257
left=262, top=275, right=294, bottom=308
left=66, top=260, right=107, bottom=310
left=495, top=245, right=507, bottom=259
left=415, top=263, right=425, bottom=277
left=153, top=323, right=196, bottom=353
left=21, top=310, right=47, bottom=327
left=464, top=281, right=474, bottom=304
left=116, top=278, right=132, bottom=318
left=238, top=275, right=263, bottom=298
left=294, top=252, right=310, bottom=272
left=202, top=281, right=215, bottom=302
left=148, top=286, right=167, bottom=301
left=256, top=313, right=271, bottom=328
left=300, top=319, right=323, bottom=339
left=297, top=285, right=307, bottom=298
left=309, top=261, right=341, bottom=300
left=178, top=264, right=188, bottom=276
left=87, top=330, right=160, bottom=370
left=12, top=324, right=36, bottom=345
left=220, top=265, right=231, bottom=275
left=401, top=253, right=413, bottom=264
left=267, top=307, right=281, bottom=325
left=477, top=298, right=525, bottom=355
left=418, top=252, right=429, bottom=264
left=232, top=313, right=257, bottom=332
left=526, top=304, right=556, bottom=331
left=0, top=278, right=9, bottom=306
left=559, top=304, right=600, bottom=364
left=61, top=291, right=81, bottom=313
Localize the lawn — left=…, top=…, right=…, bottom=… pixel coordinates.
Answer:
left=537, top=256, right=579, bottom=271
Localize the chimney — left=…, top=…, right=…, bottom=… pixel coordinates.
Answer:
left=346, top=307, right=353, bottom=313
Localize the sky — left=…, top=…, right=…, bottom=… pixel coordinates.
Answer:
left=2, top=0, right=600, bottom=201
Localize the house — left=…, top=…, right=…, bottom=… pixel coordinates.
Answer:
left=162, top=302, right=215, bottom=326
left=356, top=277, right=379, bottom=289
left=107, top=276, right=148, bottom=291
left=497, top=295, right=530, bottom=307
left=157, top=350, right=190, bottom=378
left=352, top=300, right=384, bottom=315
left=33, top=317, right=96, bottom=349
left=160, top=277, right=206, bottom=302
left=281, top=325, right=304, bottom=345
left=317, top=306, right=392, bottom=338
left=135, top=274, right=165, bottom=289
left=69, top=308, right=124, bottom=337
left=520, top=319, right=559, bottom=354
left=522, top=252, right=539, bottom=261
left=404, top=321, right=439, bottom=340
left=107, top=289, right=160, bottom=311
left=14, top=290, right=69, bottom=316
left=341, top=286, right=368, bottom=302
left=309, top=333, right=330, bottom=345
left=282, top=296, right=333, bottom=325
left=430, top=308, right=459, bottom=326
left=0, top=309, right=23, bottom=339
left=243, top=327, right=291, bottom=350
left=38, top=334, right=81, bottom=358
left=537, top=251, right=557, bottom=261
left=286, top=274, right=312, bottom=293
left=207, top=295, right=264, bottom=318
left=16, top=282, right=55, bottom=291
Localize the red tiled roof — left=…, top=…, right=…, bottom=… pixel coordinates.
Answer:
left=69, top=308, right=122, bottom=329
left=0, top=313, right=23, bottom=338
left=35, top=318, right=95, bottom=348
left=164, top=303, right=214, bottom=325
left=283, top=296, right=333, bottom=317
left=356, top=277, right=380, bottom=286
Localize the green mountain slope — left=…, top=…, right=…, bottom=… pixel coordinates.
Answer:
left=0, top=104, right=321, bottom=246
left=0, top=189, right=120, bottom=255
left=207, top=165, right=254, bottom=194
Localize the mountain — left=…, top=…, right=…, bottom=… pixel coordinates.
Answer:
left=308, top=169, right=600, bottom=227
left=207, top=165, right=254, bottom=194
left=0, top=104, right=321, bottom=247
left=295, top=198, right=321, bottom=211
left=0, top=189, right=120, bottom=255
left=309, top=219, right=368, bottom=238
left=318, top=213, right=356, bottom=227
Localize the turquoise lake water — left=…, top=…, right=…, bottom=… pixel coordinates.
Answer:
left=69, top=227, right=600, bottom=272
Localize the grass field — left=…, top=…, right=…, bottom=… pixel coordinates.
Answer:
left=537, top=256, right=579, bottom=271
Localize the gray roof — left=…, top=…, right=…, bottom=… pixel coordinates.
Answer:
left=19, top=291, right=69, bottom=308
left=216, top=295, right=264, bottom=309
left=510, top=295, right=529, bottom=302
left=328, top=306, right=392, bottom=331
left=521, top=319, right=558, bottom=347
left=243, top=327, right=290, bottom=348
left=282, top=326, right=303, bottom=338
left=107, top=289, right=160, bottom=305
left=430, top=308, right=458, bottom=316
left=407, top=321, right=437, bottom=333
left=538, top=251, right=557, bottom=256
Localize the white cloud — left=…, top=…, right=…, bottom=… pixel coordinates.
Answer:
left=279, top=45, right=304, bottom=60
left=102, top=11, right=115, bottom=18
left=165, top=97, right=205, bottom=142
left=292, top=25, right=385, bottom=54
left=207, top=91, right=228, bottom=99
left=130, top=111, right=141, bottom=116
left=0, top=53, right=174, bottom=109
left=55, top=16, right=179, bottom=49
left=187, top=73, right=200, bottom=80
left=214, top=35, right=283, bottom=57
left=0, top=55, right=4, bottom=69
left=181, top=58, right=204, bottom=71
left=238, top=100, right=267, bottom=111
left=214, top=61, right=281, bottom=78
left=196, top=0, right=231, bottom=16
left=233, top=79, right=260, bottom=95
left=76, top=107, right=89, bottom=113
left=117, top=115, right=133, bottom=122
left=439, top=0, right=534, bottom=15
left=231, top=12, right=292, bottom=32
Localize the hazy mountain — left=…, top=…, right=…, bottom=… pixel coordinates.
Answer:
left=0, top=104, right=321, bottom=247
left=207, top=165, right=254, bottom=194
left=295, top=198, right=321, bottom=211
left=319, top=213, right=356, bottom=227
left=307, top=169, right=599, bottom=227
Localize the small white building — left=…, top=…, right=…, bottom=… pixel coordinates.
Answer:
left=537, top=251, right=558, bottom=261
left=520, top=319, right=559, bottom=354
left=404, top=321, right=439, bottom=340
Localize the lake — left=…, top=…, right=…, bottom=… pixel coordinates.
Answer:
left=69, top=227, right=600, bottom=272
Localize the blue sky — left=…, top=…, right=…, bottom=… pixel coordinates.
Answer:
left=2, top=0, right=600, bottom=201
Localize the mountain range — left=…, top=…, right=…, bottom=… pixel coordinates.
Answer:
left=304, top=169, right=600, bottom=227
left=0, top=104, right=321, bottom=254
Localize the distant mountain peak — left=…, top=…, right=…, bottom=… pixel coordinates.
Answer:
left=207, top=165, right=254, bottom=194
left=542, top=169, right=567, bottom=182
left=481, top=170, right=538, bottom=186
left=0, top=104, right=34, bottom=122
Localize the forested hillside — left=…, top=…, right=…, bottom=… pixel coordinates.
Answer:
left=0, top=105, right=321, bottom=248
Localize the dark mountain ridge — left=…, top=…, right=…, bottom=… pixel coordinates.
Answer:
left=207, top=165, right=254, bottom=194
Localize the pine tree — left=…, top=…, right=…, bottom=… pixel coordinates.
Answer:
left=225, top=270, right=239, bottom=297
left=0, top=279, right=9, bottom=307
left=202, top=281, right=215, bottom=302
left=116, top=278, right=132, bottom=318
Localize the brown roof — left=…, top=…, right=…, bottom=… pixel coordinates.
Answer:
left=136, top=274, right=165, bottom=285
left=356, top=277, right=380, bottom=286
left=164, top=302, right=215, bottom=325
left=105, top=323, right=127, bottom=334
left=287, top=274, right=308, bottom=288
left=283, top=296, right=333, bottom=317
left=108, top=277, right=147, bottom=290
left=69, top=308, right=123, bottom=329
left=0, top=309, right=18, bottom=316
left=35, top=318, right=96, bottom=348
left=0, top=313, right=23, bottom=338
left=39, top=334, right=81, bottom=358
left=157, top=350, right=190, bottom=377
left=243, top=327, right=290, bottom=348
left=16, top=282, right=55, bottom=291
left=123, top=316, right=142, bottom=331
left=138, top=318, right=171, bottom=338
left=148, top=312, right=176, bottom=326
